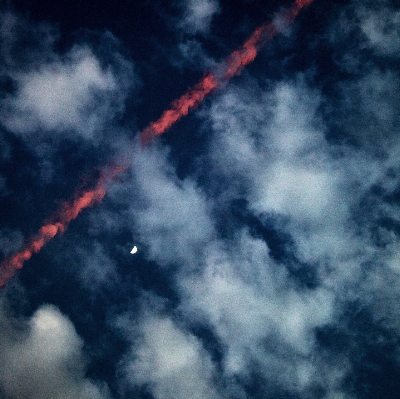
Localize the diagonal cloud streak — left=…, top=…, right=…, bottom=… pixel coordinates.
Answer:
left=141, top=0, right=314, bottom=144
left=0, top=166, right=124, bottom=286
left=0, top=0, right=315, bottom=286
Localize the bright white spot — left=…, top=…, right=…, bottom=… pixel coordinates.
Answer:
left=130, top=246, right=138, bottom=254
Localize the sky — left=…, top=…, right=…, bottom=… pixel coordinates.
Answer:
left=0, top=0, right=400, bottom=398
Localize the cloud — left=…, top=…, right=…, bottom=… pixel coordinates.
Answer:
left=0, top=301, right=109, bottom=399
left=359, top=6, right=400, bottom=56
left=177, top=233, right=336, bottom=394
left=174, top=39, right=217, bottom=70
left=110, top=144, right=216, bottom=268
left=166, top=0, right=220, bottom=69
left=207, top=80, right=348, bottom=229
left=166, top=48, right=399, bottom=393
left=0, top=8, right=135, bottom=202
left=179, top=0, right=220, bottom=35
left=106, top=73, right=359, bottom=394
left=4, top=49, right=113, bottom=136
left=0, top=11, right=135, bottom=146
left=104, top=28, right=400, bottom=393
left=1, top=46, right=125, bottom=139
left=120, top=308, right=222, bottom=399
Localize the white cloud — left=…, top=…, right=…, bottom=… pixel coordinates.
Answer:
left=174, top=63, right=400, bottom=394
left=102, top=67, right=400, bottom=396
left=120, top=310, right=222, bottom=399
left=179, top=0, right=220, bottom=34
left=178, top=233, right=335, bottom=391
left=208, top=80, right=351, bottom=234
left=120, top=144, right=215, bottom=268
left=167, top=0, right=220, bottom=68
left=100, top=55, right=400, bottom=396
left=0, top=302, right=109, bottom=399
left=212, top=82, right=334, bottom=216
left=0, top=13, right=135, bottom=145
left=254, top=161, right=334, bottom=221
left=2, top=46, right=117, bottom=138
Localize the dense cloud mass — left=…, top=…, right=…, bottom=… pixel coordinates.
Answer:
left=1, top=0, right=400, bottom=398
left=0, top=301, right=109, bottom=399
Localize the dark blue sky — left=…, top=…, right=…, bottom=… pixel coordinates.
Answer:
left=1, top=1, right=400, bottom=398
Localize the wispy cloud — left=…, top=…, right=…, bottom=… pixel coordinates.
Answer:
left=178, top=0, right=220, bottom=35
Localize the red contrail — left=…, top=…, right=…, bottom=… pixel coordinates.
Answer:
left=141, top=0, right=314, bottom=144
left=0, top=0, right=314, bottom=287
left=0, top=166, right=123, bottom=286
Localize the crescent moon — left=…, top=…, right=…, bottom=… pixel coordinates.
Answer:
left=130, top=246, right=138, bottom=254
